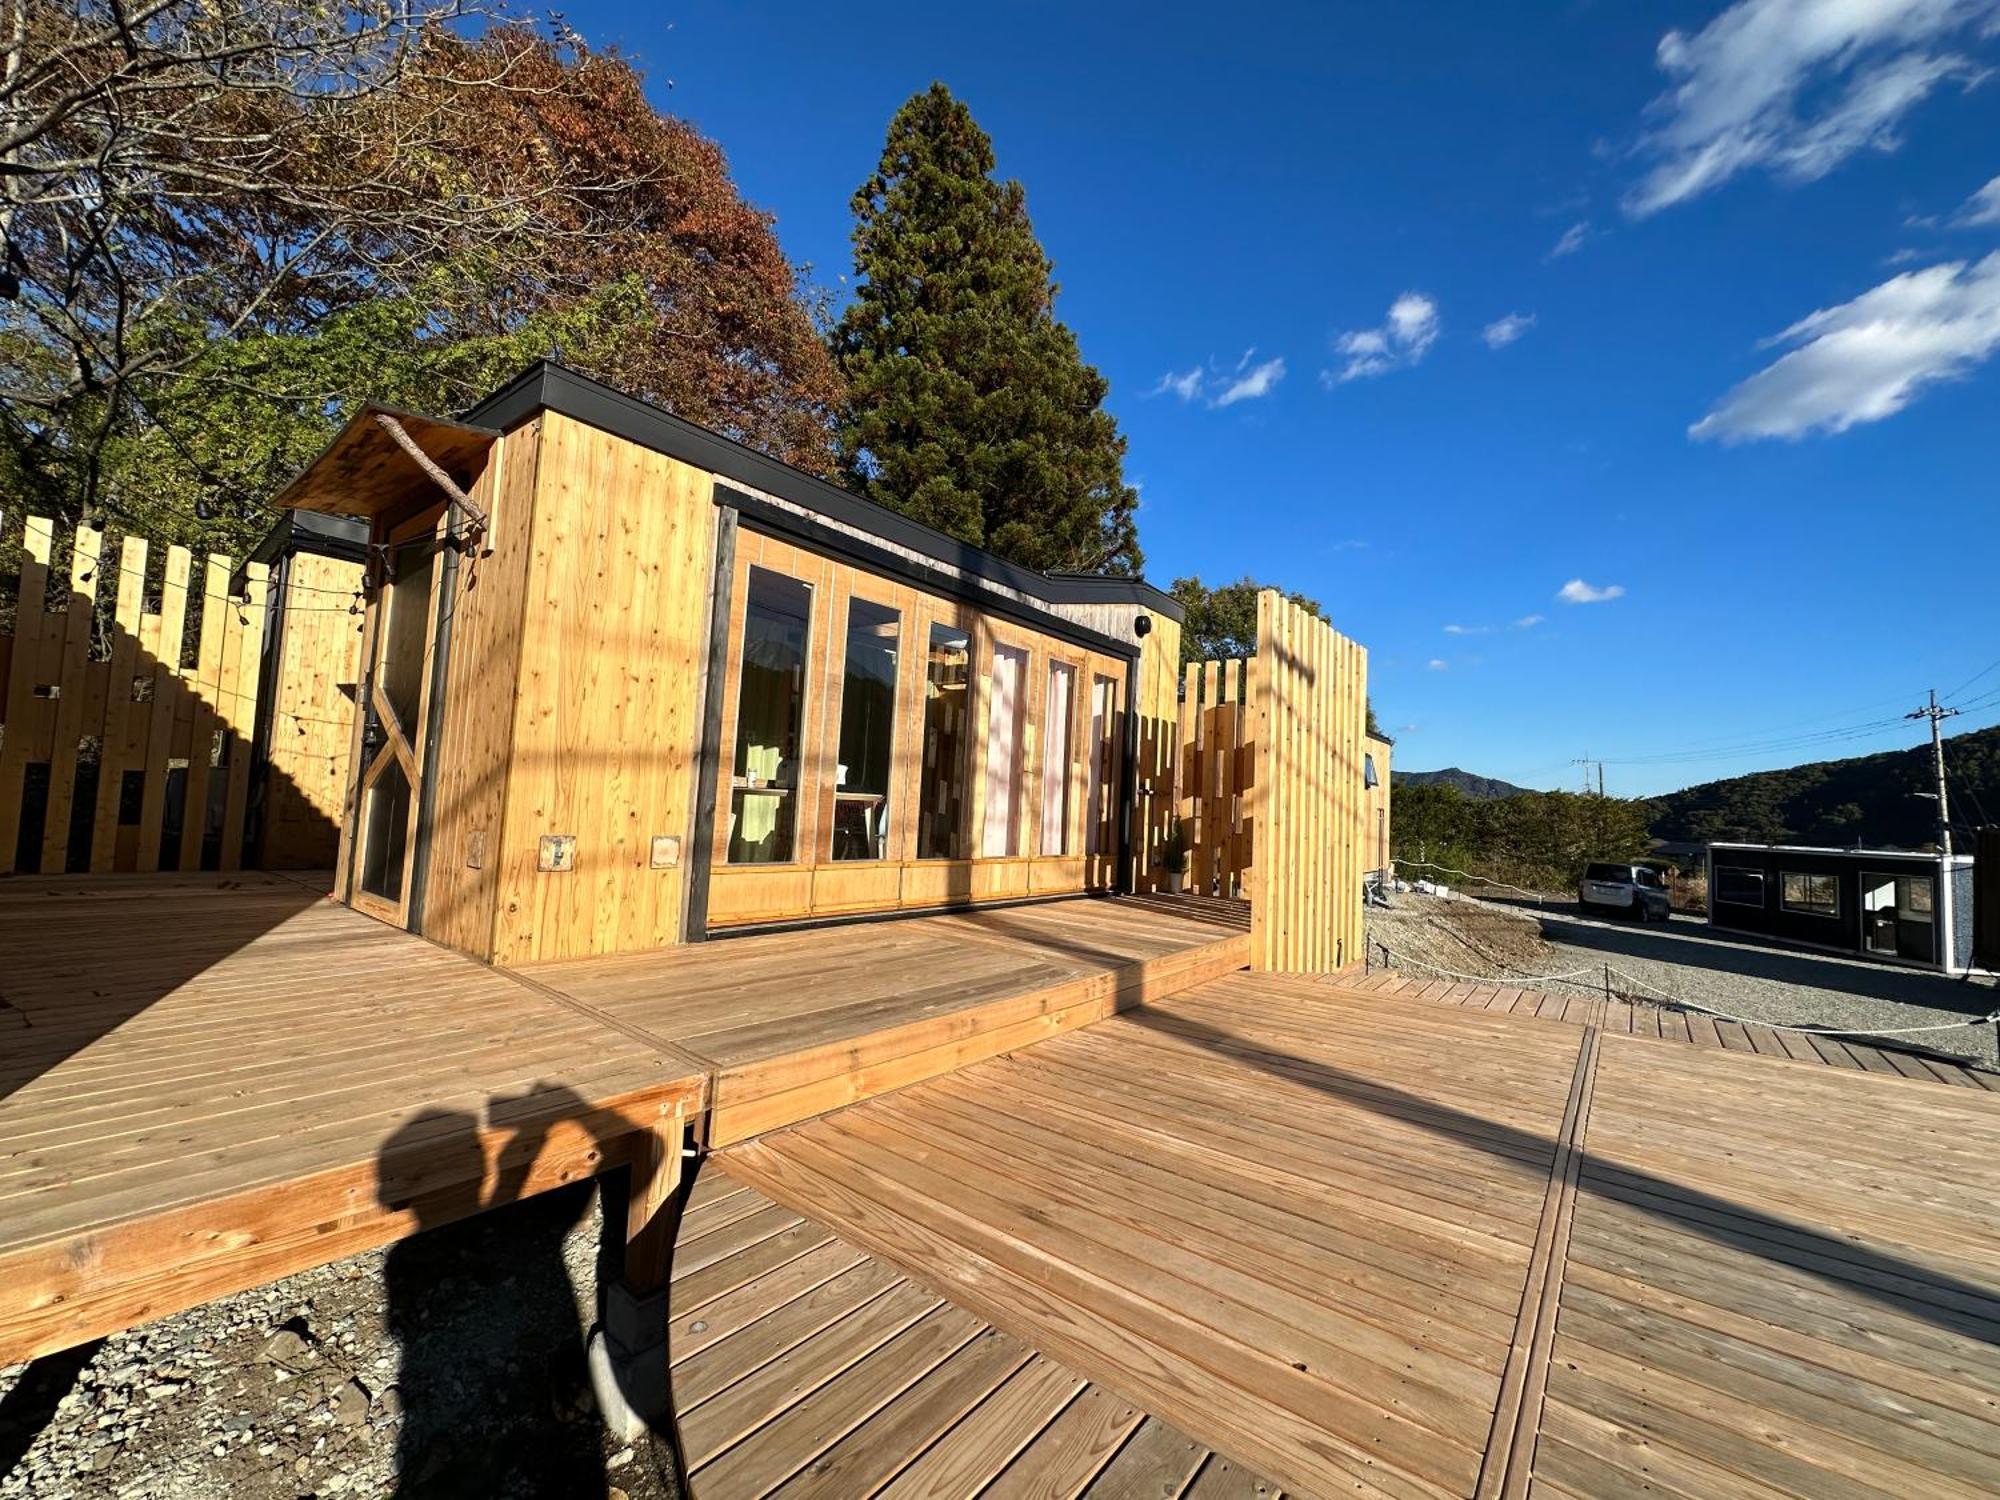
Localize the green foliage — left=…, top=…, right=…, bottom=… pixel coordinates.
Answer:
left=1646, top=724, right=2000, bottom=849
left=1392, top=781, right=1655, bottom=893
left=1171, top=573, right=1380, bottom=736
left=1160, top=819, right=1190, bottom=875
left=88, top=275, right=655, bottom=558
left=830, top=83, right=1142, bottom=575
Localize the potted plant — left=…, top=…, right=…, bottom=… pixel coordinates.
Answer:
left=1159, top=820, right=1190, bottom=894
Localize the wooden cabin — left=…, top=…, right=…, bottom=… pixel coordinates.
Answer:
left=273, top=364, right=1207, bottom=966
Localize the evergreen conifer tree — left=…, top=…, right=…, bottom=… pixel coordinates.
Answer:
left=831, top=84, right=1143, bottom=574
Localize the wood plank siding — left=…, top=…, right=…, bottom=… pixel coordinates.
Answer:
left=256, top=550, right=366, bottom=869
left=1248, top=591, right=1370, bottom=972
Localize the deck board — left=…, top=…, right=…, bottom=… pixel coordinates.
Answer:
left=670, top=1166, right=1277, bottom=1499
left=723, top=971, right=2000, bottom=1500
left=0, top=876, right=707, bottom=1365
left=528, top=896, right=1250, bottom=1144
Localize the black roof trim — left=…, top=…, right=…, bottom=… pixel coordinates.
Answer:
left=462, top=361, right=1184, bottom=626
left=246, top=510, right=370, bottom=572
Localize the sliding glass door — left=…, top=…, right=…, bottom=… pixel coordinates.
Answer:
left=1041, top=662, right=1076, bottom=855
left=831, top=598, right=900, bottom=860
left=728, top=567, right=812, bottom=864
left=917, top=624, right=972, bottom=859
left=981, top=644, right=1028, bottom=857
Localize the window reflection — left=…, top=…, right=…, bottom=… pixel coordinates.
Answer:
left=728, top=568, right=811, bottom=863
left=831, top=598, right=900, bottom=860
left=917, top=624, right=972, bottom=859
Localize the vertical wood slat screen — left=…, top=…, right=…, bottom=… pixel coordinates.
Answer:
left=1177, top=654, right=1253, bottom=898
left=1247, top=589, right=1369, bottom=972
left=0, top=513, right=269, bottom=876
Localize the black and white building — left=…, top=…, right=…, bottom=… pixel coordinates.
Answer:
left=1705, top=842, right=1975, bottom=974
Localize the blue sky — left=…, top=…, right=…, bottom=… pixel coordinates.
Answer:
left=561, top=1, right=1999, bottom=796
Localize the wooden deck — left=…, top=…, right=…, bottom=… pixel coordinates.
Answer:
left=0, top=873, right=707, bottom=1365
left=524, top=895, right=1251, bottom=1145
left=668, top=1168, right=1280, bottom=1498
left=1340, top=967, right=1999, bottom=1087
left=0, top=880, right=1241, bottom=1366
left=719, top=969, right=2000, bottom=1499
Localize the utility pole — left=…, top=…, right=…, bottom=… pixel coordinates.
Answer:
left=1573, top=756, right=1593, bottom=795
left=1597, top=762, right=1606, bottom=799
left=1907, top=690, right=1961, bottom=858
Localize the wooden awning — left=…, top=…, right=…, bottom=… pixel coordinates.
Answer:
left=272, top=405, right=499, bottom=519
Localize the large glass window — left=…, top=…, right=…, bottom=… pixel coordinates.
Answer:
left=831, top=599, right=900, bottom=860
left=1041, top=663, right=1076, bottom=855
left=917, top=624, right=972, bottom=859
left=1780, top=871, right=1838, bottom=918
left=1085, top=674, right=1118, bottom=856
left=1714, top=867, right=1765, bottom=907
left=981, top=644, right=1029, bottom=857
left=728, top=568, right=812, bottom=864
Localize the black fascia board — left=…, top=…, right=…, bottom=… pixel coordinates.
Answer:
left=461, top=360, right=1184, bottom=626
left=246, top=510, right=370, bottom=570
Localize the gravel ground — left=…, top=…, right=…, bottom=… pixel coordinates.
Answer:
left=1369, top=888, right=2000, bottom=1069
left=0, top=1184, right=681, bottom=1500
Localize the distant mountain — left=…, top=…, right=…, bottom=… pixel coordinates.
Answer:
left=1399, top=767, right=1535, bottom=800
left=1647, top=722, right=2000, bottom=849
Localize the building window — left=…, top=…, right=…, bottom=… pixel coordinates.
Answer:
left=917, top=623, right=972, bottom=859
left=1363, top=753, right=1379, bottom=790
left=727, top=568, right=811, bottom=864
left=1085, top=675, right=1118, bottom=856
left=830, top=598, right=899, bottom=860
left=1781, top=871, right=1838, bottom=918
left=1714, top=866, right=1765, bottom=908
left=981, top=643, right=1029, bottom=857
left=1041, top=662, right=1076, bottom=855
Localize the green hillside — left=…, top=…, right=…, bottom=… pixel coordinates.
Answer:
left=1645, top=723, right=2000, bottom=849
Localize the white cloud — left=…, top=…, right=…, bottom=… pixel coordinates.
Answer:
left=1957, top=173, right=2000, bottom=225
left=1213, top=353, right=1287, bottom=407
left=1397, top=722, right=1421, bottom=733
left=1442, top=623, right=1492, bottom=636
left=1558, top=579, right=1626, bottom=604
left=1150, top=349, right=1287, bottom=408
left=1483, top=312, right=1536, bottom=348
left=1626, top=0, right=2000, bottom=217
left=1515, top=613, right=1546, bottom=629
left=1426, top=658, right=1449, bottom=672
left=1330, top=292, right=1440, bottom=381
left=1548, top=221, right=1591, bottom=258
left=1692, top=252, right=2000, bottom=441
left=1327, top=538, right=1370, bottom=552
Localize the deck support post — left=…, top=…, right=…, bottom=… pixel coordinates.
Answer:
left=588, top=1105, right=690, bottom=1442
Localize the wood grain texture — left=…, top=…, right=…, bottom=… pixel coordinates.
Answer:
left=670, top=1165, right=1277, bottom=1500
left=0, top=516, right=267, bottom=877
left=526, top=896, right=1251, bottom=1146
left=0, top=876, right=704, bottom=1366
left=258, top=552, right=366, bottom=869
left=722, top=968, right=2000, bottom=1500
left=1248, top=590, right=1369, bottom=973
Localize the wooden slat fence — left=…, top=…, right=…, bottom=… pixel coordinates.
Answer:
left=1177, top=653, right=1253, bottom=898
left=1246, top=589, right=1369, bottom=972
left=0, top=513, right=268, bottom=875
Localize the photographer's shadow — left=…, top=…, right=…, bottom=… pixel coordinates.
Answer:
left=375, top=1089, right=679, bottom=1498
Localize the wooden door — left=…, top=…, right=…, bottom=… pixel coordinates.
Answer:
left=348, top=506, right=446, bottom=926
